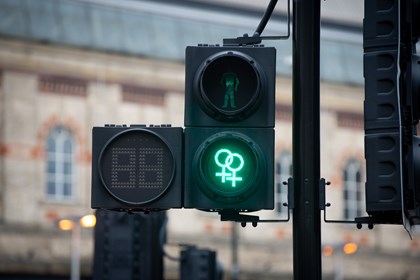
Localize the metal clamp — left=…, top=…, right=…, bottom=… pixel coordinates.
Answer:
left=320, top=178, right=376, bottom=229
left=219, top=177, right=294, bottom=227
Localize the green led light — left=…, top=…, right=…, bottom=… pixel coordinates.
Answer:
left=195, top=133, right=264, bottom=201
left=214, top=148, right=244, bottom=187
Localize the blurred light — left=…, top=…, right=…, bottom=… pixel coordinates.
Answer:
left=323, top=245, right=334, bottom=256
left=343, top=242, right=358, bottom=255
left=80, top=214, right=96, bottom=228
left=58, top=219, right=74, bottom=231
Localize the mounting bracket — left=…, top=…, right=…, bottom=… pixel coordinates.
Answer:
left=218, top=177, right=294, bottom=227
left=319, top=178, right=396, bottom=229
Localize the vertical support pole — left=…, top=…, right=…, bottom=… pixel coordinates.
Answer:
left=231, top=222, right=239, bottom=280
left=292, top=0, right=322, bottom=279
left=71, top=222, right=81, bottom=280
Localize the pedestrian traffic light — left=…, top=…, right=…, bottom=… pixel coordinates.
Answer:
left=363, top=0, right=420, bottom=225
left=184, top=45, right=276, bottom=211
left=184, top=45, right=275, bottom=127
left=91, top=125, right=183, bottom=211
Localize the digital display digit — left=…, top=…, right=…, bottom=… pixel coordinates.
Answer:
left=110, top=147, right=136, bottom=188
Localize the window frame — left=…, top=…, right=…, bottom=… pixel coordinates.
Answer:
left=343, top=158, right=363, bottom=219
left=45, top=126, right=77, bottom=202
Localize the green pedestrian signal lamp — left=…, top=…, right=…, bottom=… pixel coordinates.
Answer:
left=214, top=148, right=244, bottom=187
left=193, top=132, right=265, bottom=204
left=184, top=45, right=276, bottom=211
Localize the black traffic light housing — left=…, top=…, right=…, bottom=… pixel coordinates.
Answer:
left=400, top=0, right=420, bottom=224
left=93, top=210, right=166, bottom=280
left=185, top=45, right=276, bottom=127
left=184, top=128, right=274, bottom=211
left=91, top=125, right=183, bottom=211
left=363, top=0, right=420, bottom=226
left=184, top=45, right=276, bottom=212
left=180, top=246, right=222, bottom=280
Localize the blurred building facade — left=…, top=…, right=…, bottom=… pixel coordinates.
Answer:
left=0, top=0, right=419, bottom=279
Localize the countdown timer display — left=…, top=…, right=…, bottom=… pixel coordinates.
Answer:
left=98, top=129, right=175, bottom=205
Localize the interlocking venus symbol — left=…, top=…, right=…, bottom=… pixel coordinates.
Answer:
left=214, top=149, right=244, bottom=187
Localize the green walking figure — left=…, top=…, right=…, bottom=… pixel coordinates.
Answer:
left=220, top=71, right=239, bottom=108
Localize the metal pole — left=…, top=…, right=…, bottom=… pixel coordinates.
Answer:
left=333, top=251, right=344, bottom=280
left=292, top=0, right=322, bottom=279
left=71, top=222, right=81, bottom=280
left=231, top=222, right=239, bottom=280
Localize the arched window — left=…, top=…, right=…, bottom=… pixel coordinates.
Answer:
left=45, top=126, right=76, bottom=201
left=276, top=151, right=292, bottom=215
left=343, top=159, right=363, bottom=219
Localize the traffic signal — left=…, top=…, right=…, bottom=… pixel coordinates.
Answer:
left=91, top=125, right=183, bottom=211
left=363, top=0, right=420, bottom=225
left=400, top=0, right=420, bottom=225
left=93, top=210, right=166, bottom=280
left=184, top=46, right=275, bottom=127
left=180, top=246, right=222, bottom=280
left=184, top=45, right=276, bottom=211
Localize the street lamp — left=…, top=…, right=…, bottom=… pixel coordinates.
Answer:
left=58, top=214, right=96, bottom=280
left=342, top=242, right=358, bottom=255
left=80, top=214, right=96, bottom=228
